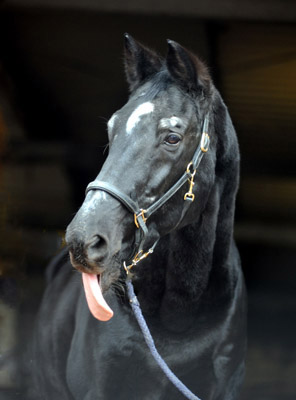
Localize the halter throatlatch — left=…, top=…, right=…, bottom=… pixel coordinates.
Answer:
left=85, top=113, right=210, bottom=274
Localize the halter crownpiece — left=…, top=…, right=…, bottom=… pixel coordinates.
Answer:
left=85, top=113, right=210, bottom=273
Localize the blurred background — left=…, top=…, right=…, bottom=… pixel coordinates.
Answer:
left=0, top=1, right=295, bottom=399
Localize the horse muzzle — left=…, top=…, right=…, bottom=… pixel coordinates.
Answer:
left=66, top=233, right=109, bottom=275
left=65, top=198, right=128, bottom=321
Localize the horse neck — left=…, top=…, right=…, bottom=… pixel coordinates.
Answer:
left=134, top=94, right=240, bottom=323
left=134, top=188, right=236, bottom=311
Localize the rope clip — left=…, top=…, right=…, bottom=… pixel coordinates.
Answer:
left=123, top=247, right=154, bottom=275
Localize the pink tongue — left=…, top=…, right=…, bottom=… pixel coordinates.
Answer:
left=82, top=273, right=114, bottom=321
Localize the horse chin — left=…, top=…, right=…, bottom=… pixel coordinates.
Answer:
left=100, top=266, right=122, bottom=293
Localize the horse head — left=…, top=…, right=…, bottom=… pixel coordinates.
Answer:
left=65, top=35, right=239, bottom=322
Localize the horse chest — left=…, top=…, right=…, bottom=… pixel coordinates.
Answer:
left=66, top=293, right=160, bottom=398
left=65, top=289, right=222, bottom=400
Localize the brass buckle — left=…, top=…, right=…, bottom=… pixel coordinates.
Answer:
left=201, top=132, right=210, bottom=153
left=134, top=209, right=147, bottom=228
left=184, top=162, right=196, bottom=202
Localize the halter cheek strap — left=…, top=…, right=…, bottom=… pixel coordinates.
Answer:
left=85, top=113, right=210, bottom=272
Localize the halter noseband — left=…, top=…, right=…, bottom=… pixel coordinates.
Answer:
left=85, top=113, right=210, bottom=273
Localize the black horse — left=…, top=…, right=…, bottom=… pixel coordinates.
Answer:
left=33, top=35, right=247, bottom=400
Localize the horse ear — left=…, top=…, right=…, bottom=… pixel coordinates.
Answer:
left=166, top=40, right=211, bottom=94
left=124, top=33, right=162, bottom=92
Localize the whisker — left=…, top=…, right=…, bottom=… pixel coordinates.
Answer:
left=102, top=143, right=109, bottom=155
left=111, top=279, right=126, bottom=299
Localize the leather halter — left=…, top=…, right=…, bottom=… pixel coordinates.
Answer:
left=85, top=113, right=210, bottom=273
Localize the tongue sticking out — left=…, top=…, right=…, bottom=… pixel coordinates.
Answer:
left=82, top=273, right=114, bottom=321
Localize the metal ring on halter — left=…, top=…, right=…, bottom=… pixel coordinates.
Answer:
left=186, top=161, right=196, bottom=178
left=134, top=209, right=147, bottom=229
left=201, top=132, right=210, bottom=153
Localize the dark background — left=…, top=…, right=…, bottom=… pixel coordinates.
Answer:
left=0, top=1, right=295, bottom=399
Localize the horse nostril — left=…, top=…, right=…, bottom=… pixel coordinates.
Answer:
left=67, top=239, right=89, bottom=268
left=86, top=235, right=108, bottom=262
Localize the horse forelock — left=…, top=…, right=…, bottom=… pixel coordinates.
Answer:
left=139, top=69, right=172, bottom=99
left=125, top=67, right=211, bottom=135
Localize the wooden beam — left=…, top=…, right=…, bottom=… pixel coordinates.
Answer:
left=6, top=0, right=296, bottom=22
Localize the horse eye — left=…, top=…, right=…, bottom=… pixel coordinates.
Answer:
left=165, top=134, right=182, bottom=145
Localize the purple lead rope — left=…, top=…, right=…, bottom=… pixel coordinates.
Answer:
left=126, top=279, right=201, bottom=400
